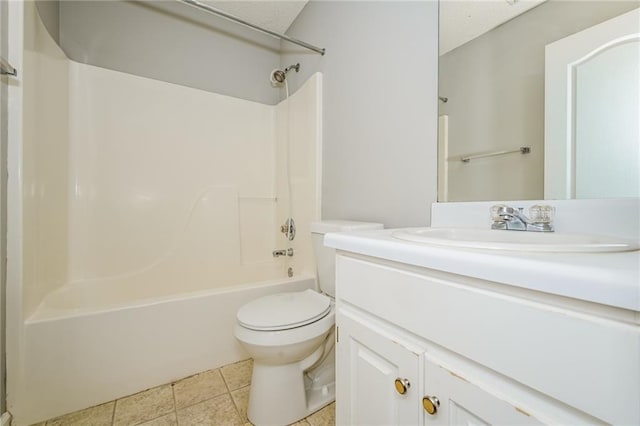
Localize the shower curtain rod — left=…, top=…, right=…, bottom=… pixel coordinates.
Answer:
left=177, top=0, right=326, bottom=55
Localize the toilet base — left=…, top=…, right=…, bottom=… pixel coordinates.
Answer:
left=247, top=346, right=335, bottom=425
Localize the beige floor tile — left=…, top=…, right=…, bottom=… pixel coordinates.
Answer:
left=230, top=385, right=250, bottom=423
left=220, top=359, right=253, bottom=391
left=291, top=420, right=310, bottom=426
left=47, top=401, right=115, bottom=426
left=173, top=369, right=228, bottom=409
left=176, top=394, right=243, bottom=426
left=305, top=402, right=335, bottom=426
left=138, top=412, right=178, bottom=426
left=113, top=384, right=174, bottom=426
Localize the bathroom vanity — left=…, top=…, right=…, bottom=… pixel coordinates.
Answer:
left=326, top=201, right=640, bottom=425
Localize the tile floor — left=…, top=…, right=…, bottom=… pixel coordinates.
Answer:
left=35, top=359, right=335, bottom=426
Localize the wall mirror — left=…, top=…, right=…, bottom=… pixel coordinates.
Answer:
left=438, top=0, right=639, bottom=202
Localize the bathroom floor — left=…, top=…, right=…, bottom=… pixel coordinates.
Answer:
left=33, top=359, right=335, bottom=426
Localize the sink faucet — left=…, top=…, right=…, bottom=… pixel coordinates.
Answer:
left=273, top=248, right=294, bottom=257
left=490, top=204, right=555, bottom=232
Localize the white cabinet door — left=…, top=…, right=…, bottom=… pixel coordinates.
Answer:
left=336, top=308, right=422, bottom=426
left=423, top=357, right=544, bottom=426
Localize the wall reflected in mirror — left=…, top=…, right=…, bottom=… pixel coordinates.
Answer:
left=437, top=0, right=639, bottom=202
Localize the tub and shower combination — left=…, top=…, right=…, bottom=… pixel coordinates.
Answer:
left=10, top=4, right=322, bottom=424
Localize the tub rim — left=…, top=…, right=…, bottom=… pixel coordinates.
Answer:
left=27, top=273, right=317, bottom=324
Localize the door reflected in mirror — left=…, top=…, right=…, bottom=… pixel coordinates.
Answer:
left=438, top=0, right=640, bottom=202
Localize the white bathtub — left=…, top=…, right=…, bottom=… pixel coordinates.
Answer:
left=20, top=275, right=315, bottom=425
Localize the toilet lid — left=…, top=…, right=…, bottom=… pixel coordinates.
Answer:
left=237, top=289, right=331, bottom=331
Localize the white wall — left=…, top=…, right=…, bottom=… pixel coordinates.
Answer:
left=55, top=65, right=321, bottom=305
left=275, top=74, right=323, bottom=279
left=67, top=62, right=281, bottom=292
left=282, top=1, right=439, bottom=228
left=22, top=0, right=69, bottom=318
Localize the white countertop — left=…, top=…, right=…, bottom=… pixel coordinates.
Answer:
left=325, top=228, right=640, bottom=312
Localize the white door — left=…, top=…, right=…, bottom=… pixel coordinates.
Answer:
left=544, top=8, right=640, bottom=199
left=423, top=356, right=544, bottom=426
left=336, top=309, right=422, bottom=426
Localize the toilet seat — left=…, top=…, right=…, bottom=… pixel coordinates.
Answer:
left=237, top=289, right=331, bottom=331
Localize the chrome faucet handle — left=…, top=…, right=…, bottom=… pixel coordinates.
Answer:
left=490, top=204, right=510, bottom=230
left=489, top=204, right=528, bottom=231
left=490, top=204, right=508, bottom=221
left=529, top=205, right=555, bottom=224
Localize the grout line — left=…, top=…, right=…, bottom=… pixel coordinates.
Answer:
left=171, top=382, right=177, bottom=410
left=228, top=386, right=247, bottom=423
left=111, top=399, right=117, bottom=426
left=218, top=368, right=245, bottom=423
left=221, top=362, right=253, bottom=424
left=219, top=367, right=232, bottom=394
left=171, top=381, right=179, bottom=425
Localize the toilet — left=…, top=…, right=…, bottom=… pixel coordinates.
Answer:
left=234, top=220, right=383, bottom=425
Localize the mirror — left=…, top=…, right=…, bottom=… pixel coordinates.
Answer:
left=438, top=0, right=640, bottom=202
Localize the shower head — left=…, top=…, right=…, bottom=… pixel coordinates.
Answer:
left=271, top=69, right=287, bottom=84
left=270, top=63, right=301, bottom=85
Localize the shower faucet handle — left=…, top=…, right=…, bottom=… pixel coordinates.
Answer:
left=273, top=248, right=294, bottom=258
left=280, top=218, right=296, bottom=241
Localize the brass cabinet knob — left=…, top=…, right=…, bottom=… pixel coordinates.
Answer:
left=422, top=395, right=440, bottom=415
left=394, top=378, right=411, bottom=395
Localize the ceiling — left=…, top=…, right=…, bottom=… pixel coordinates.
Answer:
left=207, top=0, right=547, bottom=54
left=440, top=0, right=548, bottom=55
left=207, top=0, right=309, bottom=34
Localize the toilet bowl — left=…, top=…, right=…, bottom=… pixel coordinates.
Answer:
left=234, top=220, right=383, bottom=425
left=234, top=290, right=335, bottom=425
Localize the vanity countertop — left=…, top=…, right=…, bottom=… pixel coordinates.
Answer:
left=325, top=228, right=640, bottom=312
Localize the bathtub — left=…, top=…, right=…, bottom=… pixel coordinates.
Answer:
left=20, top=274, right=316, bottom=424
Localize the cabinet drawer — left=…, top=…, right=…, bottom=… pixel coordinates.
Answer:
left=335, top=254, right=640, bottom=424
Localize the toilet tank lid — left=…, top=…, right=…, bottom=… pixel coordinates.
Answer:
left=310, top=220, right=384, bottom=234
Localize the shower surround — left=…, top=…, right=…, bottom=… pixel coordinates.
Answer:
left=9, top=4, right=322, bottom=424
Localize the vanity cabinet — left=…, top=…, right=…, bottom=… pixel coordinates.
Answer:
left=336, top=306, right=546, bottom=426
left=334, top=253, right=640, bottom=425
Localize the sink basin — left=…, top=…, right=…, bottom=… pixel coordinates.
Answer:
left=391, top=228, right=640, bottom=253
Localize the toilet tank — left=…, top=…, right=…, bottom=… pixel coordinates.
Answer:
left=310, top=220, right=384, bottom=297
